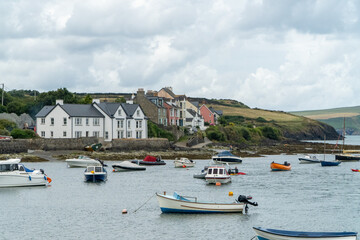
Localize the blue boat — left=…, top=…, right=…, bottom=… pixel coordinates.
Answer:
left=253, top=227, right=357, bottom=240
left=84, top=165, right=107, bottom=182
left=320, top=160, right=341, bottom=167
left=212, top=151, right=242, bottom=164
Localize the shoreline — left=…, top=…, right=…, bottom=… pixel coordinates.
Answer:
left=1, top=140, right=358, bottom=162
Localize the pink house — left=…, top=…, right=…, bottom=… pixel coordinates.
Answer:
left=164, top=101, right=180, bottom=126
left=200, top=104, right=215, bottom=125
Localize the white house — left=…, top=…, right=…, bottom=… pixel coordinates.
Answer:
left=35, top=99, right=148, bottom=141
left=184, top=109, right=205, bottom=132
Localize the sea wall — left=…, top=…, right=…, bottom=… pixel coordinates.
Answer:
left=0, top=137, right=170, bottom=154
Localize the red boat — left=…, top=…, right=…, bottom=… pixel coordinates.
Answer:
left=132, top=155, right=166, bottom=165
left=351, top=169, right=360, bottom=172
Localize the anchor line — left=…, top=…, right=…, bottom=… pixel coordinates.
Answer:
left=133, top=193, right=155, bottom=213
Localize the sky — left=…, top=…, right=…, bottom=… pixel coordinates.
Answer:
left=1, top=0, right=360, bottom=111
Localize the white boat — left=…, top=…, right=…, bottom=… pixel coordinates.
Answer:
left=298, top=155, right=320, bottom=164
left=156, top=192, right=257, bottom=213
left=112, top=161, right=146, bottom=172
left=0, top=159, right=52, bottom=187
left=212, top=151, right=243, bottom=164
left=65, top=155, right=100, bottom=168
left=253, top=227, right=357, bottom=240
left=205, top=166, right=231, bottom=184
left=193, top=166, right=209, bottom=179
left=174, top=158, right=195, bottom=168
left=84, top=164, right=107, bottom=182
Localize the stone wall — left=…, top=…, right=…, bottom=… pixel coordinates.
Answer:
left=0, top=137, right=170, bottom=154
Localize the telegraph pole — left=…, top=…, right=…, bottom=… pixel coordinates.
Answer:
left=0, top=83, right=3, bottom=105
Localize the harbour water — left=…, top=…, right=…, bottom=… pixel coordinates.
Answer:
left=2, top=154, right=360, bottom=239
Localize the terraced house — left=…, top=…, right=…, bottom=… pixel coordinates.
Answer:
left=35, top=99, right=148, bottom=141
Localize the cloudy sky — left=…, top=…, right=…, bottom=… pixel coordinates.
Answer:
left=1, top=0, right=359, bottom=111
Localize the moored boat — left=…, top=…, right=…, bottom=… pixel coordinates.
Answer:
left=320, top=160, right=341, bottom=167
left=131, top=155, right=166, bottom=165
left=351, top=169, right=360, bottom=172
left=212, top=151, right=242, bottom=164
left=205, top=166, right=231, bottom=184
left=174, top=158, right=195, bottom=168
left=298, top=155, right=320, bottom=164
left=112, top=161, right=146, bottom=172
left=65, top=155, right=100, bottom=168
left=84, top=164, right=107, bottom=182
left=270, top=161, right=291, bottom=171
left=193, top=166, right=209, bottom=179
left=0, top=158, right=52, bottom=187
left=253, top=227, right=357, bottom=240
left=335, top=153, right=360, bottom=161
left=156, top=192, right=257, bottom=213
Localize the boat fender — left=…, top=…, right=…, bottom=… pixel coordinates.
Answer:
left=28, top=175, right=31, bottom=181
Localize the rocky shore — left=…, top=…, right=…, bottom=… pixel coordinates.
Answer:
left=0, top=139, right=355, bottom=162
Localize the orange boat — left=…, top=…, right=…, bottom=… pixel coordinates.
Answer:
left=270, top=161, right=291, bottom=171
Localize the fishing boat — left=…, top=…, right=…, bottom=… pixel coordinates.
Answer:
left=205, top=166, right=231, bottom=184
left=298, top=155, right=320, bottom=164
left=156, top=192, right=257, bottom=213
left=320, top=160, right=341, bottom=167
left=84, top=164, right=107, bottom=182
left=174, top=158, right=195, bottom=168
left=65, top=155, right=99, bottom=168
left=270, top=161, right=291, bottom=171
left=131, top=155, right=166, bottom=165
left=212, top=151, right=243, bottom=164
left=0, top=158, right=52, bottom=187
left=112, top=161, right=146, bottom=172
left=193, top=166, right=209, bottom=179
left=335, top=118, right=360, bottom=161
left=253, top=227, right=357, bottom=240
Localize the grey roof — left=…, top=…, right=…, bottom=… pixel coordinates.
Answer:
left=187, top=109, right=197, bottom=117
left=61, top=104, right=104, bottom=117
left=35, top=104, right=104, bottom=118
left=97, top=102, right=121, bottom=117
left=161, top=87, right=176, bottom=98
left=35, top=106, right=55, bottom=118
left=209, top=107, right=223, bottom=116
left=121, top=103, right=140, bottom=117
left=190, top=101, right=199, bottom=108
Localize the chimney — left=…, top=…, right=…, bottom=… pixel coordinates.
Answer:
left=137, top=88, right=145, bottom=96
left=92, top=99, right=100, bottom=104
left=166, top=86, right=173, bottom=92
left=56, top=100, right=64, bottom=105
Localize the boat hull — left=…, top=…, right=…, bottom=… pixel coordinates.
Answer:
left=320, top=161, right=341, bottom=166
left=212, top=157, right=242, bottom=164
left=335, top=154, right=360, bottom=161
left=112, top=165, right=146, bottom=172
left=65, top=159, right=99, bottom=168
left=0, top=174, right=48, bottom=187
left=205, top=177, right=231, bottom=184
left=84, top=173, right=107, bottom=182
left=156, top=193, right=244, bottom=213
left=253, top=227, right=357, bottom=240
left=174, top=161, right=195, bottom=168
left=270, top=162, right=291, bottom=171
left=298, top=158, right=320, bottom=164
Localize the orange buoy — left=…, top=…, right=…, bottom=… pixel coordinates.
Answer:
left=113, top=169, right=115, bottom=172
left=122, top=209, right=128, bottom=214
left=182, top=165, right=186, bottom=168
left=216, top=182, right=221, bottom=186
left=47, top=177, right=52, bottom=183
left=229, top=191, right=233, bottom=196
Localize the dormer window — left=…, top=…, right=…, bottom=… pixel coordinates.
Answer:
left=137, top=110, right=140, bottom=116
left=118, top=109, right=122, bottom=115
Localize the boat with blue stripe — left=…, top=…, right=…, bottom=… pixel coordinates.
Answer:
left=253, top=227, right=357, bottom=240
left=212, top=151, right=243, bottom=164
left=156, top=192, right=257, bottom=213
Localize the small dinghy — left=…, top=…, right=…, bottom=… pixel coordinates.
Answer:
left=253, top=227, right=357, bottom=240
left=270, top=161, right=291, bottom=171
left=193, top=166, right=209, bottom=179
left=174, top=158, right=195, bottom=168
left=351, top=169, right=360, bottom=172
left=131, top=155, right=166, bottom=165
left=320, top=160, right=341, bottom=167
left=156, top=192, right=257, bottom=213
left=298, top=155, right=320, bottom=164
left=65, top=155, right=99, bottom=168
left=112, top=161, right=146, bottom=172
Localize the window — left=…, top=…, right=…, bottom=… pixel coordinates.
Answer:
left=128, top=121, right=131, bottom=129
left=136, top=120, right=142, bottom=129
left=63, top=131, right=67, bottom=137
left=120, top=120, right=124, bottom=128
left=86, top=131, right=89, bottom=137
left=63, top=118, right=67, bottom=125
left=86, top=118, right=89, bottom=126
left=41, top=131, right=45, bottom=137
left=136, top=131, right=142, bottom=139
left=93, top=118, right=100, bottom=126
left=41, top=118, right=45, bottom=124
left=93, top=131, right=99, bottom=137
left=50, top=131, right=53, bottom=138
left=105, top=131, right=109, bottom=139
left=50, top=118, right=54, bottom=125
left=137, top=110, right=140, bottom=116
left=208, top=168, right=212, bottom=174
left=75, top=118, right=82, bottom=126
left=117, top=131, right=124, bottom=138
left=213, top=168, right=218, bottom=174
left=127, top=131, right=132, bottom=138
left=118, top=109, right=122, bottom=115
left=75, top=131, right=82, bottom=138
left=219, top=169, right=223, bottom=174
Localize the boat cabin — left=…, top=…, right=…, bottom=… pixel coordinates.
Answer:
left=86, top=166, right=104, bottom=173
left=0, top=159, right=24, bottom=172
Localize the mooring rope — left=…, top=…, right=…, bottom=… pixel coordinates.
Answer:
left=133, top=193, right=156, bottom=213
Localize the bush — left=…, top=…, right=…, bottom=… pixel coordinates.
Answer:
left=260, top=126, right=281, bottom=140
left=0, top=119, right=17, bottom=132
left=0, top=129, right=10, bottom=136
left=11, top=128, right=37, bottom=139
left=256, top=117, right=267, bottom=123
left=147, top=121, right=175, bottom=141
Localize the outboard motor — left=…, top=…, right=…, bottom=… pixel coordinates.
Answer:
left=40, top=169, right=45, bottom=174
left=237, top=195, right=258, bottom=206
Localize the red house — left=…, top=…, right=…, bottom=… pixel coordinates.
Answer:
left=164, top=101, right=180, bottom=126
left=200, top=104, right=215, bottom=125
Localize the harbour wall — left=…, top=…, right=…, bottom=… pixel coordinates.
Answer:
left=0, top=137, right=170, bottom=154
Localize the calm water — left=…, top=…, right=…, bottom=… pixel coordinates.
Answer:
left=2, top=155, right=360, bottom=240
left=305, top=135, right=360, bottom=146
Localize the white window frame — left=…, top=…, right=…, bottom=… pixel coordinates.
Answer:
left=86, top=118, right=89, bottom=126
left=93, top=118, right=100, bottom=126
left=63, top=117, right=67, bottom=126
left=50, top=118, right=54, bottom=126
left=41, top=118, right=45, bottom=124
left=63, top=131, right=67, bottom=137
left=41, top=131, right=45, bottom=137
left=75, top=118, right=82, bottom=126
left=75, top=131, right=82, bottom=138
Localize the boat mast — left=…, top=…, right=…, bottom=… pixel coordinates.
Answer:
left=342, top=117, right=345, bottom=153
left=324, top=135, right=326, bottom=161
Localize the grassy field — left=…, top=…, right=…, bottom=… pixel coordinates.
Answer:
left=292, top=106, right=360, bottom=119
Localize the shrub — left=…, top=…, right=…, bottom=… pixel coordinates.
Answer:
left=256, top=117, right=267, bottom=123
left=11, top=128, right=37, bottom=139
left=0, top=119, right=17, bottom=132
left=147, top=121, right=175, bottom=141
left=260, top=126, right=281, bottom=140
